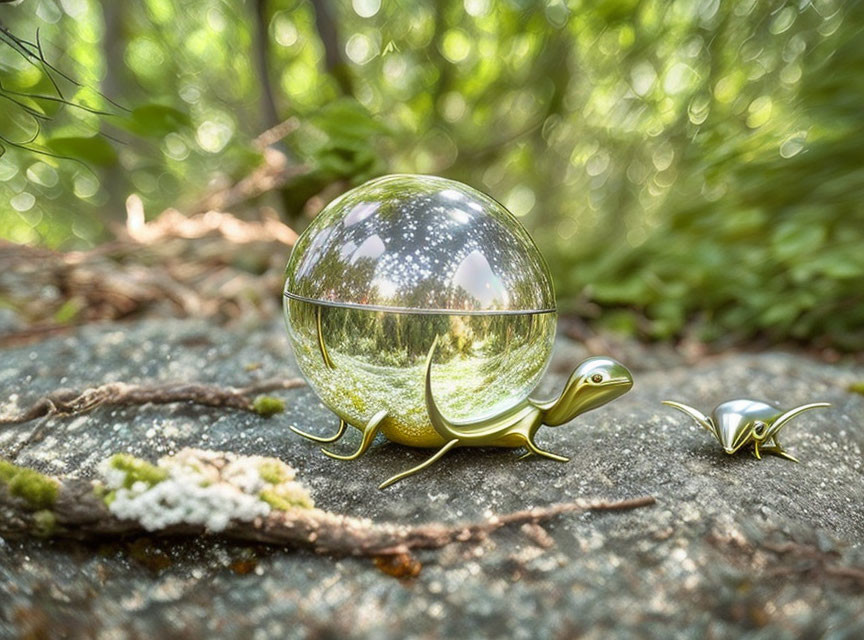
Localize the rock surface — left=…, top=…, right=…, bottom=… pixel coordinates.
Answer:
left=1, top=318, right=863, bottom=639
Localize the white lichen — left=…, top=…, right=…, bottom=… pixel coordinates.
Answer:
left=98, top=448, right=312, bottom=532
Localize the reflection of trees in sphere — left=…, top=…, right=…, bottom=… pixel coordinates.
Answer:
left=285, top=299, right=556, bottom=447
left=283, top=175, right=557, bottom=447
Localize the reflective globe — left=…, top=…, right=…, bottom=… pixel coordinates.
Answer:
left=283, top=174, right=556, bottom=447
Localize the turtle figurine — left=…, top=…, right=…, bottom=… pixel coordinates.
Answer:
left=282, top=174, right=633, bottom=489
left=662, top=398, right=831, bottom=461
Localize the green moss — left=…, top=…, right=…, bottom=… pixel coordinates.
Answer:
left=92, top=483, right=118, bottom=508
left=258, top=460, right=288, bottom=485
left=0, top=459, right=17, bottom=484
left=109, top=454, right=167, bottom=488
left=0, top=459, right=59, bottom=510
left=260, top=488, right=313, bottom=511
left=32, top=510, right=57, bottom=537
left=9, top=470, right=59, bottom=510
left=848, top=382, right=864, bottom=396
left=252, top=395, right=285, bottom=417
left=53, top=297, right=83, bottom=324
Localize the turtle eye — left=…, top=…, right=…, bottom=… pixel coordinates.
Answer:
left=591, top=373, right=603, bottom=384
left=753, top=421, right=766, bottom=437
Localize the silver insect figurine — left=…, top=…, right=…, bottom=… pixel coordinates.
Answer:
left=662, top=398, right=830, bottom=461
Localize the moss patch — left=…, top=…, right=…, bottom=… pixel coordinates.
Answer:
left=109, top=454, right=167, bottom=488
left=848, top=382, right=864, bottom=396
left=0, top=460, right=59, bottom=509
left=0, top=459, right=17, bottom=484
left=9, top=470, right=59, bottom=510
left=260, top=488, right=313, bottom=511
left=0, top=460, right=59, bottom=510
left=258, top=460, right=289, bottom=485
left=252, top=395, right=285, bottom=417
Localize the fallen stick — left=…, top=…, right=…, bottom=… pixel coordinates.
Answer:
left=0, top=468, right=655, bottom=557
left=0, top=378, right=307, bottom=425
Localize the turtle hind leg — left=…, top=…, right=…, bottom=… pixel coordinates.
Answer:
left=290, top=418, right=348, bottom=444
left=322, top=410, right=387, bottom=461
left=523, top=436, right=570, bottom=463
left=378, top=439, right=459, bottom=490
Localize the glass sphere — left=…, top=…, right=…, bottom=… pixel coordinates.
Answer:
left=283, top=174, right=556, bottom=447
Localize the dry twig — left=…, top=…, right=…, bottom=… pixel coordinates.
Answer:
left=254, top=117, right=301, bottom=150
left=0, top=378, right=306, bottom=425
left=193, top=149, right=309, bottom=214
left=0, top=472, right=655, bottom=557
left=124, top=203, right=298, bottom=246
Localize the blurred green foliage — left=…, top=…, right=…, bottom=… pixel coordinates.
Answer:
left=0, top=0, right=862, bottom=348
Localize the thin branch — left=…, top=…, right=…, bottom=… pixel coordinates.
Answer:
left=0, top=90, right=51, bottom=120
left=0, top=471, right=655, bottom=557
left=0, top=25, right=68, bottom=99
left=35, top=28, right=66, bottom=99
left=0, top=132, right=92, bottom=170
left=254, top=117, right=300, bottom=150
left=178, top=495, right=658, bottom=556
left=124, top=207, right=298, bottom=245
left=190, top=118, right=307, bottom=216
left=1, top=84, right=117, bottom=116
left=0, top=25, right=39, bottom=61
left=0, top=378, right=307, bottom=425
left=192, top=156, right=309, bottom=214
left=0, top=23, right=129, bottom=112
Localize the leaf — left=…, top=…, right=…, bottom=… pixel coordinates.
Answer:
left=121, top=104, right=191, bottom=137
left=44, top=136, right=117, bottom=166
left=590, top=276, right=653, bottom=306
left=310, top=98, right=389, bottom=144
left=771, top=222, right=826, bottom=260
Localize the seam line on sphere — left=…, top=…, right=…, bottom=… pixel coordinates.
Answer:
left=282, top=291, right=557, bottom=316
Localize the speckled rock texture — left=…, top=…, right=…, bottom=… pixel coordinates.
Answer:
left=1, top=319, right=863, bottom=639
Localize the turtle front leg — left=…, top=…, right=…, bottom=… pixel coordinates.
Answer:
left=290, top=418, right=348, bottom=444
left=322, top=409, right=387, bottom=460
left=752, top=440, right=762, bottom=460
left=378, top=439, right=459, bottom=489
left=752, top=402, right=828, bottom=463
left=759, top=436, right=800, bottom=463
left=523, top=436, right=570, bottom=462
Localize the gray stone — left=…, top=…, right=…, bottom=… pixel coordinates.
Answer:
left=1, top=318, right=863, bottom=639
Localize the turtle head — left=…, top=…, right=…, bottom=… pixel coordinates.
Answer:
left=715, top=412, right=765, bottom=454
left=711, top=400, right=780, bottom=454
left=541, top=356, right=633, bottom=426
